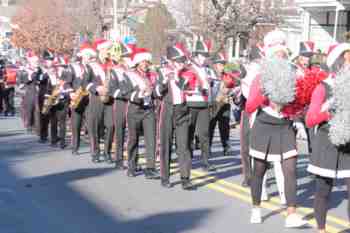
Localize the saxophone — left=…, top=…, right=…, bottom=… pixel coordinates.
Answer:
left=70, top=64, right=89, bottom=109
left=42, top=85, right=60, bottom=114
left=70, top=86, right=89, bottom=109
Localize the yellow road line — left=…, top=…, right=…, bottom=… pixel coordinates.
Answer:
left=190, top=172, right=342, bottom=233
left=191, top=170, right=350, bottom=229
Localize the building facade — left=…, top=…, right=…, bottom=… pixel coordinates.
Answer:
left=296, top=0, right=350, bottom=52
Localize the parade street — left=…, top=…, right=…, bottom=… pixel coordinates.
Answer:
left=0, top=116, right=349, bottom=233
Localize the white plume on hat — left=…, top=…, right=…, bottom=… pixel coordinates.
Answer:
left=264, top=29, right=288, bottom=58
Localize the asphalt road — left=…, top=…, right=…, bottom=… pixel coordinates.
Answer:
left=0, top=115, right=349, bottom=233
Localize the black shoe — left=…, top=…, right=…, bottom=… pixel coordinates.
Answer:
left=241, top=179, right=250, bottom=187
left=144, top=168, right=159, bottom=180
left=114, top=161, right=124, bottom=170
left=51, top=142, right=58, bottom=148
left=104, top=154, right=114, bottom=164
left=223, top=147, right=232, bottom=156
left=38, top=138, right=48, bottom=144
left=4, top=112, right=8, bottom=117
left=161, top=179, right=172, bottom=188
left=72, top=150, right=78, bottom=156
left=60, top=143, right=66, bottom=149
left=182, top=179, right=196, bottom=190
left=91, top=154, right=101, bottom=163
left=127, top=169, right=136, bottom=177
left=98, top=153, right=107, bottom=162
left=135, top=166, right=142, bottom=172
left=203, top=164, right=216, bottom=172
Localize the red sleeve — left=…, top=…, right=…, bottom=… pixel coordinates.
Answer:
left=245, top=76, right=267, bottom=114
left=305, top=84, right=331, bottom=128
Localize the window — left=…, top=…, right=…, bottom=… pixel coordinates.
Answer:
left=1, top=0, right=9, bottom=7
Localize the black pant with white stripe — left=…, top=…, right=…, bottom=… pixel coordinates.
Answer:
left=188, top=107, right=211, bottom=166
left=127, top=104, right=156, bottom=171
left=159, top=102, right=192, bottom=181
left=87, top=95, right=114, bottom=156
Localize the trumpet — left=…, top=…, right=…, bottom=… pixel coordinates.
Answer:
left=70, top=86, right=89, bottom=109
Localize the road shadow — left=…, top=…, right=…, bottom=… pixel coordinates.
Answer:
left=1, top=160, right=213, bottom=233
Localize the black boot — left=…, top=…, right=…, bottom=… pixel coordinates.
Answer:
left=60, top=141, right=66, bottom=149
left=127, top=169, right=136, bottom=177
left=38, top=138, right=48, bottom=144
left=181, top=178, right=196, bottom=191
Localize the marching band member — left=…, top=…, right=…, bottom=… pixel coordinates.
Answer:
left=107, top=41, right=132, bottom=169
left=187, top=36, right=216, bottom=172
left=40, top=50, right=70, bottom=148
left=157, top=43, right=193, bottom=190
left=35, top=51, right=53, bottom=143
left=68, top=43, right=95, bottom=155
left=84, top=39, right=114, bottom=163
left=50, top=55, right=72, bottom=149
left=294, top=41, right=315, bottom=76
left=123, top=47, right=159, bottom=179
left=20, top=52, right=40, bottom=134
left=209, top=52, right=236, bottom=156
left=306, top=43, right=350, bottom=233
left=246, top=30, right=307, bottom=227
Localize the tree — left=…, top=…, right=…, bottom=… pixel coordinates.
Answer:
left=11, top=0, right=75, bottom=54
left=193, top=0, right=282, bottom=53
left=135, top=3, right=176, bottom=63
left=63, top=0, right=102, bottom=41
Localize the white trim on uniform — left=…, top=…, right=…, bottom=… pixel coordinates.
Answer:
left=250, top=148, right=298, bottom=162
left=186, top=93, right=207, bottom=102
left=307, top=164, right=336, bottom=178
left=337, top=170, right=350, bottom=178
